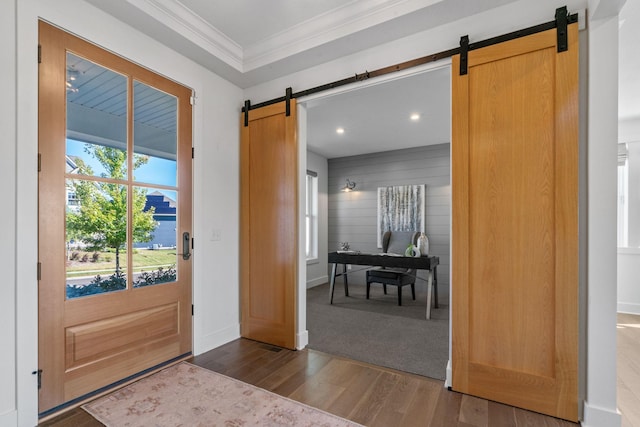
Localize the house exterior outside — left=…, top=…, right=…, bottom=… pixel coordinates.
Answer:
left=134, top=191, right=177, bottom=249
left=1, top=0, right=623, bottom=426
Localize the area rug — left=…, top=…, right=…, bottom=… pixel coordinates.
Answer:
left=83, top=362, right=362, bottom=427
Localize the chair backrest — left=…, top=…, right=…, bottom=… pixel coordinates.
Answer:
left=382, top=231, right=420, bottom=254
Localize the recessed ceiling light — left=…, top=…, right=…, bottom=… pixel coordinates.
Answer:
left=336, top=127, right=345, bottom=134
left=410, top=113, right=420, bottom=121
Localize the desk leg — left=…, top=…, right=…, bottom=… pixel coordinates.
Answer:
left=433, top=265, right=439, bottom=309
left=329, top=263, right=337, bottom=304
left=425, top=270, right=433, bottom=320
left=343, top=264, right=349, bottom=296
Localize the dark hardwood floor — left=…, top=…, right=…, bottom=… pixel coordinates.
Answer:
left=40, top=338, right=580, bottom=427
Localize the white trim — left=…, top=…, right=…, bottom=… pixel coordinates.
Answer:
left=586, top=5, right=622, bottom=426
left=16, top=0, right=40, bottom=424
left=445, top=359, right=452, bottom=389
left=123, top=0, right=447, bottom=73
left=298, top=103, right=309, bottom=353
left=617, top=303, right=640, bottom=316
left=299, top=60, right=451, bottom=105
left=244, top=0, right=443, bottom=72
left=193, top=324, right=240, bottom=356
left=307, top=275, right=328, bottom=289
left=125, top=0, right=243, bottom=71
left=296, top=330, right=309, bottom=350
left=617, top=247, right=640, bottom=255
left=582, top=401, right=622, bottom=427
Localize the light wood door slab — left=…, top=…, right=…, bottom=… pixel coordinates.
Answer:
left=452, top=24, right=579, bottom=421
left=240, top=102, right=298, bottom=350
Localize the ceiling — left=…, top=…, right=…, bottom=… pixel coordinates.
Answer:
left=84, top=0, right=638, bottom=158
left=306, top=67, right=451, bottom=158
left=85, top=0, right=518, bottom=88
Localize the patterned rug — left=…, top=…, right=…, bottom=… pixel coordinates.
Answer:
left=83, top=362, right=362, bottom=426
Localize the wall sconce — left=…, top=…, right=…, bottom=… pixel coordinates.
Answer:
left=342, top=179, right=356, bottom=192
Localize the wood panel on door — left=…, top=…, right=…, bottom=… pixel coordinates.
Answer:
left=451, top=25, right=579, bottom=421
left=240, top=102, right=298, bottom=350
left=38, top=21, right=193, bottom=413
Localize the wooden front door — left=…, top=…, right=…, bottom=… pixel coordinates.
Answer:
left=451, top=25, right=579, bottom=421
left=38, top=22, right=193, bottom=413
left=240, top=101, right=298, bottom=350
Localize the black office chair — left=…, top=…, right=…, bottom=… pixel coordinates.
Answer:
left=366, top=231, right=420, bottom=306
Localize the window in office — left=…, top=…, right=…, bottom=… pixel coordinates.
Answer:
left=306, top=171, right=318, bottom=260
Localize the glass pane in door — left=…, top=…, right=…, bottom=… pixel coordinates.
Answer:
left=133, top=81, right=177, bottom=187
left=66, top=53, right=128, bottom=179
left=65, top=179, right=128, bottom=299
left=132, top=188, right=178, bottom=287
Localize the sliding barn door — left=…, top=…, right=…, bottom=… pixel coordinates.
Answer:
left=240, top=101, right=298, bottom=349
left=452, top=24, right=579, bottom=421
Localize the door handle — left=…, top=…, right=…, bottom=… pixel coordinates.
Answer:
left=182, top=232, right=191, bottom=260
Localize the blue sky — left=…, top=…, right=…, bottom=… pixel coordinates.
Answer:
left=66, top=139, right=177, bottom=190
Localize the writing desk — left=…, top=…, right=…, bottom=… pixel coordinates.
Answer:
left=328, top=252, right=440, bottom=319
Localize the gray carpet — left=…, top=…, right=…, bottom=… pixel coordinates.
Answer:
left=306, top=276, right=449, bottom=380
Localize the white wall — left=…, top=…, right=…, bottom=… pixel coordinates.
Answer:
left=327, top=145, right=451, bottom=287
left=9, top=1, right=243, bottom=425
left=0, top=0, right=18, bottom=425
left=620, top=117, right=640, bottom=141
left=245, top=1, right=621, bottom=425
left=306, top=150, right=329, bottom=288
left=617, top=117, right=640, bottom=315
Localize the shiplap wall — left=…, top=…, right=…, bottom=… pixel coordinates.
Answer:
left=328, top=144, right=450, bottom=287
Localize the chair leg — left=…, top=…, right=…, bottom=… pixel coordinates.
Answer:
left=398, top=286, right=402, bottom=306
left=411, top=283, right=416, bottom=300
left=383, top=284, right=387, bottom=294
left=366, top=281, right=370, bottom=299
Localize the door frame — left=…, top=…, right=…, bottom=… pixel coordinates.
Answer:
left=37, top=20, right=195, bottom=415
left=295, top=59, right=454, bottom=376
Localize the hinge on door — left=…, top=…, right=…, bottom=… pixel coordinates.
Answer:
left=191, top=237, right=194, bottom=249
left=32, top=369, right=43, bottom=389
left=192, top=147, right=194, bottom=159
left=38, top=45, right=42, bottom=64
left=38, top=153, right=41, bottom=172
left=191, top=304, right=194, bottom=316
left=37, top=262, right=41, bottom=280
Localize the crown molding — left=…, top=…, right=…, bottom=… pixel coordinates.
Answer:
left=126, top=0, right=444, bottom=74
left=243, top=0, right=444, bottom=72
left=126, top=0, right=243, bottom=71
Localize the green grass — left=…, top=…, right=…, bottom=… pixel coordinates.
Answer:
left=66, top=248, right=177, bottom=277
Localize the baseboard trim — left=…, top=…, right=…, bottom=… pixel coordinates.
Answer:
left=617, top=302, right=640, bottom=315
left=194, top=323, right=240, bottom=356
left=582, top=401, right=621, bottom=427
left=445, top=359, right=452, bottom=388
left=307, top=276, right=328, bottom=288
left=296, top=330, right=309, bottom=350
